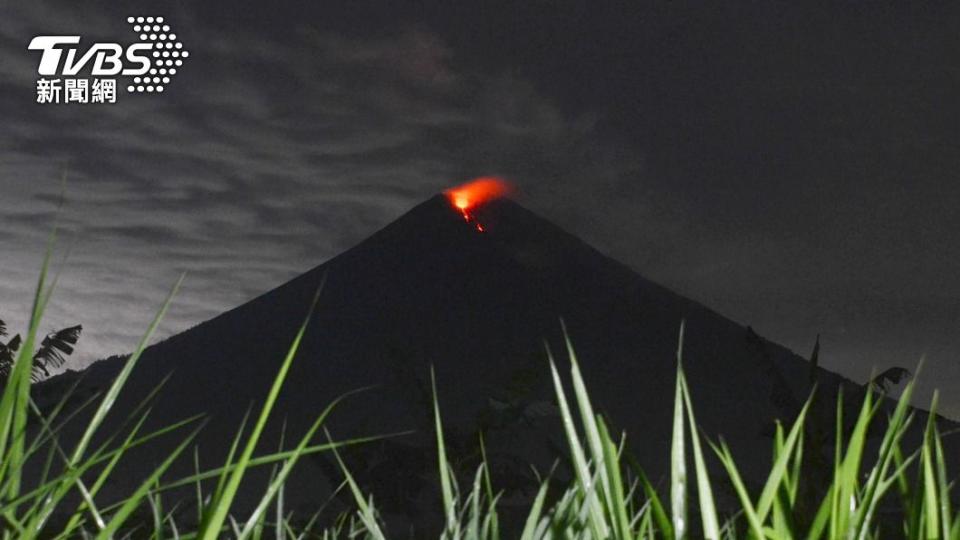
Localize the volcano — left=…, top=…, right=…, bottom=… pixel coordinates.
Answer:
left=36, top=193, right=951, bottom=531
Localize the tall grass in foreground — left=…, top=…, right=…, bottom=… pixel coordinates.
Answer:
left=350, top=328, right=955, bottom=540
left=0, top=246, right=957, bottom=538
left=0, top=246, right=376, bottom=538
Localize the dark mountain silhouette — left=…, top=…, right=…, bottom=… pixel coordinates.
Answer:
left=35, top=194, right=954, bottom=531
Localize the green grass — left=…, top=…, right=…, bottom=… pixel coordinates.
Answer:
left=1, top=247, right=956, bottom=538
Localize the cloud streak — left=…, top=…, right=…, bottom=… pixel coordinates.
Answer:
left=3, top=1, right=960, bottom=418
left=0, top=1, right=631, bottom=369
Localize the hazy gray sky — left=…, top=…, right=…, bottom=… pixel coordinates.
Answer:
left=3, top=1, right=960, bottom=416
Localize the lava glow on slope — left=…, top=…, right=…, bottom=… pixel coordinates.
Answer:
left=443, top=177, right=514, bottom=232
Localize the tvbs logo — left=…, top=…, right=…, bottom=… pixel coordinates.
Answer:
left=29, top=37, right=152, bottom=76
left=28, top=16, right=189, bottom=104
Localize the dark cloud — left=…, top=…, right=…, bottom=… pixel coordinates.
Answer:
left=2, top=1, right=960, bottom=417
left=0, top=0, right=624, bottom=372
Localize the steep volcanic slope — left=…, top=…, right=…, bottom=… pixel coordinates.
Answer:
left=35, top=194, right=947, bottom=530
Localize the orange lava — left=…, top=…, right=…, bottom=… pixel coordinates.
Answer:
left=443, top=177, right=514, bottom=232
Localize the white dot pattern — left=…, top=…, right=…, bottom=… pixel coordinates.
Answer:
left=126, top=16, right=189, bottom=93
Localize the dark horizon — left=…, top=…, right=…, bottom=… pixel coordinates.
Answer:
left=3, top=1, right=960, bottom=416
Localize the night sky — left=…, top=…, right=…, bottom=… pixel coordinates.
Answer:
left=3, top=2, right=960, bottom=416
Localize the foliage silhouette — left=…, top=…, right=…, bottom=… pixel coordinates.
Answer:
left=0, top=318, right=81, bottom=382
